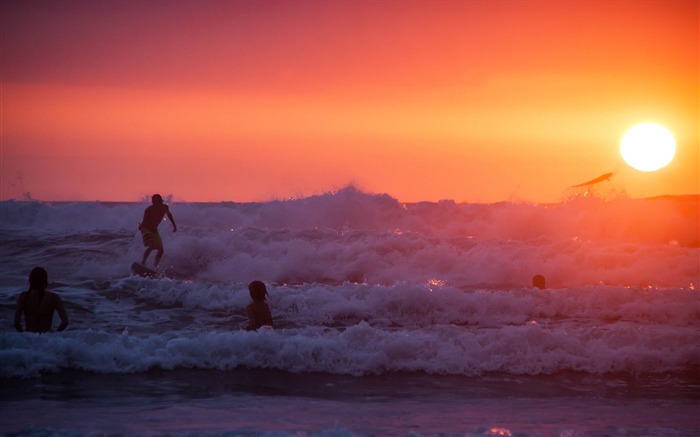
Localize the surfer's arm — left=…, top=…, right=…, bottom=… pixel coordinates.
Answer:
left=13, top=293, right=26, bottom=332
left=166, top=208, right=177, bottom=232
left=245, top=305, right=256, bottom=331
left=138, top=210, right=147, bottom=230
left=54, top=295, right=69, bottom=332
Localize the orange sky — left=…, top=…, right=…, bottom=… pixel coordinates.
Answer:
left=1, top=0, right=698, bottom=203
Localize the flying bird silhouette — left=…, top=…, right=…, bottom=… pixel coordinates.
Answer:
left=571, top=172, right=613, bottom=188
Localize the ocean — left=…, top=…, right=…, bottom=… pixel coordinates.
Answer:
left=1, top=187, right=698, bottom=436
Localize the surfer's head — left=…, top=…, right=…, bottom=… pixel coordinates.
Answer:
left=29, top=267, right=48, bottom=291
left=248, top=280, right=268, bottom=302
left=152, top=194, right=163, bottom=205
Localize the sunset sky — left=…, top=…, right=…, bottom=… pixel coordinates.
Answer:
left=1, top=0, right=698, bottom=203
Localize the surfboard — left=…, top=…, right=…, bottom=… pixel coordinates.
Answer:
left=131, top=262, right=159, bottom=278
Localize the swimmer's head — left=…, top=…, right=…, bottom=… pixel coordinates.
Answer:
left=29, top=267, right=48, bottom=291
left=248, top=280, right=268, bottom=302
left=152, top=194, right=163, bottom=205
left=532, top=274, right=546, bottom=290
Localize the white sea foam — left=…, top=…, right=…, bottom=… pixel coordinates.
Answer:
left=1, top=279, right=698, bottom=378
left=1, top=188, right=698, bottom=379
left=1, top=188, right=698, bottom=288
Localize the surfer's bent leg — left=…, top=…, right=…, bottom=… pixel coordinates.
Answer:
left=142, top=247, right=153, bottom=265
left=154, top=249, right=163, bottom=268
left=151, top=231, right=164, bottom=268
left=140, top=228, right=161, bottom=266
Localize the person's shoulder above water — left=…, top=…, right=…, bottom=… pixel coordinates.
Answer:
left=14, top=267, right=69, bottom=333
left=245, top=280, right=273, bottom=331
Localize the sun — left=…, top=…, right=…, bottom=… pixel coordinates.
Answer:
left=620, top=123, right=676, bottom=172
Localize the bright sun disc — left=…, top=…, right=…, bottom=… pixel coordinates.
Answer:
left=620, top=123, right=676, bottom=172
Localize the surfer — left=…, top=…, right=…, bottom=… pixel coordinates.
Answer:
left=14, top=267, right=69, bottom=333
left=139, top=194, right=177, bottom=269
left=245, top=280, right=273, bottom=331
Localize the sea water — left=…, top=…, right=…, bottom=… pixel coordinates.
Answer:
left=1, top=187, right=698, bottom=436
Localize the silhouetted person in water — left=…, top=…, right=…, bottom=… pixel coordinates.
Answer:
left=532, top=274, right=546, bottom=290
left=246, top=280, right=273, bottom=331
left=139, top=194, right=177, bottom=268
left=14, top=267, right=69, bottom=333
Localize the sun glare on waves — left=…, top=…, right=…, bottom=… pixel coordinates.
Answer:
left=620, top=123, right=676, bottom=172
